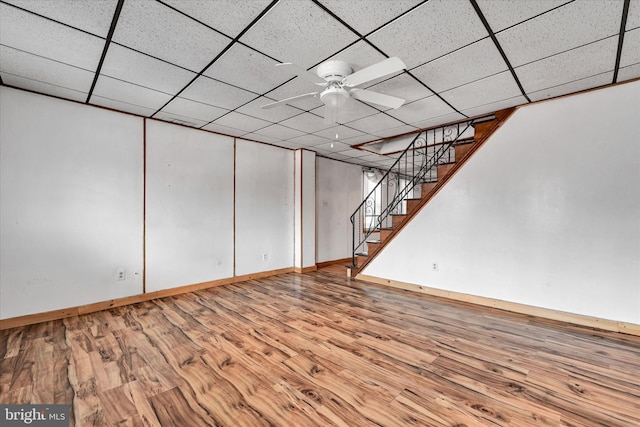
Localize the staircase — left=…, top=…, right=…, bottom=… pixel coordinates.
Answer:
left=348, top=108, right=515, bottom=278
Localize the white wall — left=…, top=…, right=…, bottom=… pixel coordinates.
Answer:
left=235, top=140, right=294, bottom=275
left=0, top=87, right=144, bottom=319
left=364, top=82, right=640, bottom=324
left=294, top=150, right=316, bottom=268
left=145, top=120, right=234, bottom=291
left=316, top=157, right=363, bottom=263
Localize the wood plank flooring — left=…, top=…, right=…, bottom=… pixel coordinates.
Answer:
left=1, top=265, right=639, bottom=426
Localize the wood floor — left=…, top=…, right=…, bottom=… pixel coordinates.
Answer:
left=1, top=266, right=639, bottom=426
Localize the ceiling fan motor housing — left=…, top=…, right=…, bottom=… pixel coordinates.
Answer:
left=316, top=60, right=352, bottom=82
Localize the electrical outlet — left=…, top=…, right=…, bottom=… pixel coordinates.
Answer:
left=432, top=262, right=438, bottom=271
left=262, top=253, right=268, bottom=262
left=116, top=268, right=126, bottom=281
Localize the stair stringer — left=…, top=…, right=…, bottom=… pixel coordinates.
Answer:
left=350, top=108, right=516, bottom=278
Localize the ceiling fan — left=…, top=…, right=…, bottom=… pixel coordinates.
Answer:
left=262, top=57, right=407, bottom=124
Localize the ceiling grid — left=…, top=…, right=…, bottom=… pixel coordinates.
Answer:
left=0, top=0, right=637, bottom=170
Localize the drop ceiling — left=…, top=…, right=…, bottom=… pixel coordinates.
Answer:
left=1, top=0, right=638, bottom=170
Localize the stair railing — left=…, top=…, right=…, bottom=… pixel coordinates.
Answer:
left=350, top=119, right=481, bottom=268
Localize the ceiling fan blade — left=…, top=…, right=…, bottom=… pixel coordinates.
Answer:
left=342, top=57, right=406, bottom=87
left=261, top=92, right=320, bottom=109
left=351, top=88, right=406, bottom=109
left=324, top=104, right=337, bottom=124
left=275, top=63, right=326, bottom=85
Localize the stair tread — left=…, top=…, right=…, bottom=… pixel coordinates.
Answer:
left=366, top=240, right=381, bottom=244
left=355, top=252, right=368, bottom=257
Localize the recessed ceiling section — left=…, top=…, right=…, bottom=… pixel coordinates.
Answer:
left=112, top=0, right=230, bottom=72
left=239, top=0, right=359, bottom=68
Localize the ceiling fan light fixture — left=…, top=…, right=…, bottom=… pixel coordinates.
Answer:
left=320, top=86, right=349, bottom=108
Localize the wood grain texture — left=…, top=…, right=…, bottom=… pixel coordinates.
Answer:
left=1, top=266, right=639, bottom=426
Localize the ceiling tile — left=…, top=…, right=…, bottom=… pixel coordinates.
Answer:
left=340, top=149, right=370, bottom=158
left=0, top=74, right=88, bottom=102
left=347, top=113, right=405, bottom=135
left=496, top=0, right=622, bottom=67
left=201, top=123, right=249, bottom=137
left=100, top=44, right=196, bottom=94
left=287, top=134, right=334, bottom=147
left=180, top=75, right=257, bottom=110
left=317, top=0, right=422, bottom=35
left=239, top=0, right=359, bottom=68
left=92, top=75, right=173, bottom=111
left=386, top=95, right=456, bottom=124
left=236, top=96, right=304, bottom=122
left=410, top=112, right=466, bottom=130
left=440, top=71, right=521, bottom=111
left=159, top=97, right=229, bottom=123
left=0, top=45, right=94, bottom=93
left=411, top=38, right=506, bottom=93
left=311, top=40, right=391, bottom=85
left=318, top=152, right=350, bottom=161
left=0, top=3, right=104, bottom=70
left=367, top=0, right=487, bottom=69
left=91, top=95, right=157, bottom=117
left=618, top=63, right=640, bottom=82
left=240, top=133, right=282, bottom=145
left=212, top=112, right=271, bottom=133
left=254, top=124, right=305, bottom=140
left=279, top=112, right=333, bottom=133
left=203, top=43, right=288, bottom=94
left=528, top=73, right=612, bottom=102
left=313, top=141, right=352, bottom=152
left=152, top=113, right=209, bottom=128
left=626, top=0, right=640, bottom=30
left=265, top=78, right=324, bottom=111
left=4, top=0, right=118, bottom=37
left=365, top=73, right=434, bottom=105
left=266, top=140, right=303, bottom=150
left=314, top=125, right=365, bottom=140
left=373, top=124, right=419, bottom=138
left=476, top=0, right=570, bottom=33
left=112, top=0, right=230, bottom=71
left=516, top=37, right=618, bottom=93
left=620, top=28, right=640, bottom=67
left=162, top=0, right=272, bottom=38
left=461, top=95, right=526, bottom=117
left=310, top=99, right=380, bottom=124
left=339, top=134, right=382, bottom=146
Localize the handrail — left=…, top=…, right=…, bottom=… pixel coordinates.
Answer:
left=350, top=117, right=487, bottom=267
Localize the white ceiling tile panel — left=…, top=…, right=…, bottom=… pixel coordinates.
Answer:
left=201, top=123, right=249, bottom=137
left=318, top=152, right=350, bottom=161
left=496, top=0, right=622, bottom=67
left=476, top=0, right=570, bottom=33
left=617, top=62, right=640, bottom=82
left=91, top=96, right=158, bottom=117
left=626, top=0, right=640, bottom=30
left=152, top=112, right=209, bottom=128
left=367, top=0, right=487, bottom=69
left=386, top=95, right=456, bottom=124
left=162, top=0, right=273, bottom=38
left=313, top=141, right=352, bottom=152
left=373, top=124, right=419, bottom=138
left=112, top=0, right=230, bottom=71
left=265, top=78, right=324, bottom=111
left=160, top=97, right=229, bottom=123
left=461, top=95, right=526, bottom=117
left=314, top=125, right=365, bottom=140
left=180, top=75, right=257, bottom=110
left=100, top=44, right=196, bottom=94
left=311, top=41, right=392, bottom=86
left=92, top=75, right=173, bottom=111
left=212, top=112, right=271, bottom=133
left=287, top=134, right=335, bottom=147
left=347, top=113, right=406, bottom=135
left=236, top=96, right=304, bottom=122
left=240, top=133, right=282, bottom=145
left=516, top=37, right=618, bottom=93
left=340, top=149, right=370, bottom=158
left=0, top=74, right=88, bottom=102
left=528, top=73, right=613, bottom=102
left=203, top=43, right=288, bottom=94
left=0, top=46, right=94, bottom=93
left=239, top=0, right=359, bottom=68
left=317, top=0, right=422, bottom=35
left=339, top=134, right=380, bottom=146
left=254, top=124, right=306, bottom=140
left=440, top=71, right=521, bottom=111
left=279, top=112, right=333, bottom=133
left=310, top=99, right=379, bottom=124
left=620, top=28, right=640, bottom=67
left=0, top=3, right=104, bottom=70
left=365, top=74, right=434, bottom=105
left=4, top=0, right=118, bottom=37
left=410, top=112, right=466, bottom=130
left=410, top=38, right=506, bottom=93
